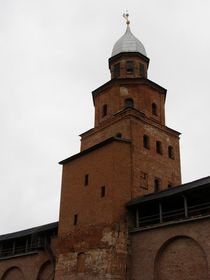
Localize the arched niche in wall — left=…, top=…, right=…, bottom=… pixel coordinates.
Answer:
left=1, top=266, right=24, bottom=280
left=77, top=252, right=86, bottom=273
left=36, top=260, right=54, bottom=280
left=154, top=236, right=208, bottom=280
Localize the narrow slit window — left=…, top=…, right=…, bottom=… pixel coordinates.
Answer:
left=73, top=214, right=78, bottom=225
left=168, top=146, right=175, bottom=159
left=114, top=63, right=120, bottom=78
left=126, top=61, right=134, bottom=73
left=102, top=104, right=107, bottom=117
left=156, top=141, right=162, bottom=154
left=143, top=135, right=150, bottom=149
left=154, top=179, right=160, bottom=192
left=84, top=174, right=89, bottom=186
left=101, top=186, right=106, bottom=197
left=152, top=103, right=158, bottom=116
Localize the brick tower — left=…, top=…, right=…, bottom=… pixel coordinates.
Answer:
left=54, top=15, right=182, bottom=279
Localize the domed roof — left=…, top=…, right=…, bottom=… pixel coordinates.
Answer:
left=111, top=25, right=147, bottom=57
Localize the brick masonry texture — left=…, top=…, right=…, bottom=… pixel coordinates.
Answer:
left=131, top=218, right=210, bottom=280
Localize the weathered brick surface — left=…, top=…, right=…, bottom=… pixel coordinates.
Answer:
left=54, top=223, right=129, bottom=280
left=131, top=218, right=210, bottom=280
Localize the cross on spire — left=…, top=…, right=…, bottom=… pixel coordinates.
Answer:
left=123, top=11, right=130, bottom=25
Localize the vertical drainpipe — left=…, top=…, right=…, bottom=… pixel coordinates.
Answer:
left=183, top=195, right=188, bottom=218
left=12, top=240, right=15, bottom=255
left=159, top=201, right=163, bottom=223
left=136, top=206, right=139, bottom=228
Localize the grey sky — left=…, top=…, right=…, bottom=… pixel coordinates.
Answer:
left=0, top=0, right=209, bottom=234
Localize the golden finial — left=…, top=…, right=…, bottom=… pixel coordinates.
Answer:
left=123, top=11, right=130, bottom=25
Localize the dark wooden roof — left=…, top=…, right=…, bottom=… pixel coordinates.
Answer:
left=126, top=176, right=210, bottom=207
left=0, top=222, right=58, bottom=241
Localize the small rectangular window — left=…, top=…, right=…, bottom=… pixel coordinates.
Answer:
left=156, top=141, right=162, bottom=154
left=114, top=63, right=120, bottom=78
left=154, top=178, right=161, bottom=192
left=102, top=104, right=107, bottom=117
left=152, top=103, right=158, bottom=116
left=143, top=135, right=150, bottom=149
left=101, top=186, right=106, bottom=197
left=84, top=174, right=89, bottom=186
left=73, top=214, right=78, bottom=225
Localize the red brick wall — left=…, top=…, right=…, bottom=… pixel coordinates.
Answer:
left=0, top=251, right=54, bottom=280
left=93, top=82, right=165, bottom=127
left=131, top=218, right=210, bottom=280
left=58, top=140, right=132, bottom=236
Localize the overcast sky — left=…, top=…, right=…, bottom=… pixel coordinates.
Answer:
left=0, top=0, right=209, bottom=234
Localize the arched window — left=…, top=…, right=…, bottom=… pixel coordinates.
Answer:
left=140, top=63, right=145, bottom=77
left=126, top=61, right=134, bottom=73
left=168, top=146, right=175, bottom=159
left=124, top=98, right=134, bottom=108
left=152, top=103, right=158, bottom=116
left=77, top=253, right=86, bottom=273
left=114, top=63, right=120, bottom=78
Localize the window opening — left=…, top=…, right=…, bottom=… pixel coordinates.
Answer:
left=154, top=179, right=160, bottom=192
left=124, top=98, right=134, bottom=108
left=168, top=146, right=175, bottom=159
left=143, top=135, right=150, bottom=149
left=126, top=61, right=134, bottom=73
left=140, top=63, right=145, bottom=77
left=116, top=133, right=122, bottom=138
left=101, top=186, right=106, bottom=197
left=156, top=141, right=162, bottom=154
left=114, top=63, right=120, bottom=78
left=168, top=183, right=172, bottom=188
left=102, top=104, right=107, bottom=117
left=152, top=103, right=158, bottom=116
left=73, top=214, right=78, bottom=225
left=84, top=174, right=89, bottom=186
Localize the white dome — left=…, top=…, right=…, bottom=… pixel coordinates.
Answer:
left=111, top=25, right=147, bottom=57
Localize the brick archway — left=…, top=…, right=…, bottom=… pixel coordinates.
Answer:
left=154, top=236, right=208, bottom=280
left=37, top=260, right=54, bottom=280
left=1, top=266, right=24, bottom=280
